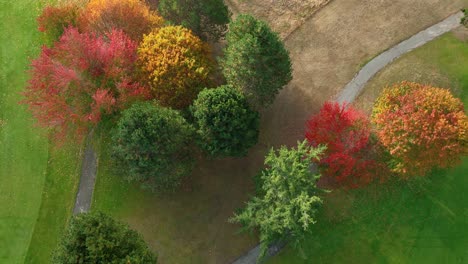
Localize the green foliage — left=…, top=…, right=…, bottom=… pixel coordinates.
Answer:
left=221, top=14, right=292, bottom=107
left=191, top=85, right=259, bottom=157
left=461, top=9, right=468, bottom=27
left=52, top=212, right=156, bottom=263
left=158, top=0, right=230, bottom=41
left=231, top=140, right=327, bottom=260
left=111, top=102, right=194, bottom=192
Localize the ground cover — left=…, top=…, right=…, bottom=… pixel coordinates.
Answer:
left=269, top=31, right=468, bottom=263
left=0, top=1, right=49, bottom=262
left=0, top=0, right=82, bottom=263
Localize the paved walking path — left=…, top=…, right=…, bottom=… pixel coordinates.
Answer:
left=336, top=11, right=464, bottom=104
left=232, top=11, right=464, bottom=264
left=73, top=130, right=98, bottom=215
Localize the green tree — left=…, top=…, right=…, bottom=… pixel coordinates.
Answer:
left=158, top=0, right=230, bottom=41
left=111, top=102, right=194, bottom=191
left=52, top=212, right=156, bottom=264
left=192, top=85, right=259, bottom=157
left=230, top=140, right=327, bottom=260
left=221, top=14, right=292, bottom=107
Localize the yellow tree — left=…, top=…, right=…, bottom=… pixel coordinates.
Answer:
left=138, top=26, right=213, bottom=109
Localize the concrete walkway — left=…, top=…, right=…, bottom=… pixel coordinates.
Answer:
left=336, top=11, right=464, bottom=104
left=232, top=11, right=464, bottom=264
left=73, top=130, right=98, bottom=215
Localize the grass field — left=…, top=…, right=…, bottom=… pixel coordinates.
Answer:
left=0, top=0, right=81, bottom=263
left=269, top=32, right=468, bottom=263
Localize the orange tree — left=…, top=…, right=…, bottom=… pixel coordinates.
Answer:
left=37, top=2, right=82, bottom=44
left=81, top=0, right=164, bottom=41
left=138, top=26, right=213, bottom=109
left=372, top=81, right=468, bottom=177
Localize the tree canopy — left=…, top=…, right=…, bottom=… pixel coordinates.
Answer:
left=372, top=81, right=468, bottom=177
left=192, top=85, right=259, bottom=157
left=231, top=140, right=326, bottom=259
left=52, top=212, right=157, bottom=264
left=221, top=14, right=292, bottom=107
left=111, top=102, right=194, bottom=191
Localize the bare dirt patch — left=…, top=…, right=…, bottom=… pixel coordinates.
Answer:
left=226, top=0, right=330, bottom=38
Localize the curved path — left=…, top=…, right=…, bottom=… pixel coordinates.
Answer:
left=232, top=11, right=464, bottom=264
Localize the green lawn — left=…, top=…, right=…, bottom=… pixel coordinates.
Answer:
left=0, top=0, right=81, bottom=263
left=270, top=32, right=468, bottom=263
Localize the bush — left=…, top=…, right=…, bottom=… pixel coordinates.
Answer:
left=111, top=102, right=194, bottom=191
left=138, top=26, right=213, bottom=109
left=461, top=9, right=468, bottom=27
left=372, top=81, right=468, bottom=177
left=221, top=14, right=292, bottom=107
left=192, top=86, right=259, bottom=157
left=23, top=27, right=149, bottom=140
left=306, top=101, right=386, bottom=188
left=37, top=2, right=81, bottom=44
left=52, top=212, right=157, bottom=263
left=82, top=0, right=164, bottom=41
left=158, top=0, right=230, bottom=41
left=230, top=140, right=326, bottom=260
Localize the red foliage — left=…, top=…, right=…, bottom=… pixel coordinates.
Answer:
left=305, top=101, right=386, bottom=188
left=23, top=27, right=151, bottom=140
left=37, top=3, right=82, bottom=43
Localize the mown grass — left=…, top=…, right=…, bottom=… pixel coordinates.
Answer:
left=269, top=32, right=468, bottom=263
left=1, top=0, right=82, bottom=263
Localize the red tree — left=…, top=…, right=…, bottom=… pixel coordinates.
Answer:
left=305, top=101, right=385, bottom=188
left=23, top=27, right=151, bottom=140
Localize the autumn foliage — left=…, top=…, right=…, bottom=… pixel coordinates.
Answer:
left=138, top=26, right=213, bottom=109
left=37, top=2, right=82, bottom=43
left=81, top=0, right=164, bottom=41
left=23, top=27, right=150, bottom=139
left=306, top=101, right=385, bottom=188
left=372, top=82, right=468, bottom=177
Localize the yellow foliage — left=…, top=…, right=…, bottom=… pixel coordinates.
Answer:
left=138, top=26, right=213, bottom=109
left=82, top=0, right=164, bottom=41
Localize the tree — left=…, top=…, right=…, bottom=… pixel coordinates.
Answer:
left=23, top=27, right=150, bottom=140
left=82, top=0, right=164, bottom=41
left=305, top=101, right=385, bottom=188
left=37, top=2, right=82, bottom=44
left=158, top=0, right=230, bottom=41
left=53, top=212, right=156, bottom=264
left=221, top=14, right=292, bottom=107
left=111, top=102, right=194, bottom=191
left=372, top=81, right=468, bottom=177
left=138, top=26, right=213, bottom=109
left=191, top=85, right=259, bottom=157
left=230, top=140, right=326, bottom=260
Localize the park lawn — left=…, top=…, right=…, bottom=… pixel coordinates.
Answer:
left=1, top=0, right=81, bottom=263
left=269, top=32, right=468, bottom=263
left=91, top=125, right=259, bottom=264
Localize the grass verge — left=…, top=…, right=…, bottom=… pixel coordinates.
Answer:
left=269, top=32, right=468, bottom=263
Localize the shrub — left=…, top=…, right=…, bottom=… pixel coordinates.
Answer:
left=111, top=102, right=194, bottom=191
left=37, top=2, right=81, bottom=44
left=306, top=101, right=386, bottom=188
left=221, top=14, right=292, bottom=107
left=461, top=9, right=468, bottom=27
left=23, top=27, right=149, bottom=140
left=82, top=0, right=164, bottom=41
left=372, top=81, right=468, bottom=177
left=138, top=26, right=213, bottom=109
left=192, top=85, right=259, bottom=157
left=52, top=212, right=157, bottom=263
left=158, top=0, right=230, bottom=41
left=230, top=140, right=326, bottom=260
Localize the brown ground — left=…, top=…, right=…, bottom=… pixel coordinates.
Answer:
left=112, top=1, right=467, bottom=263
left=226, top=0, right=331, bottom=38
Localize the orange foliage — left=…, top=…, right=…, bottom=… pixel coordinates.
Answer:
left=81, top=0, right=164, bottom=41
left=138, top=26, right=213, bottom=109
left=372, top=82, right=468, bottom=177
